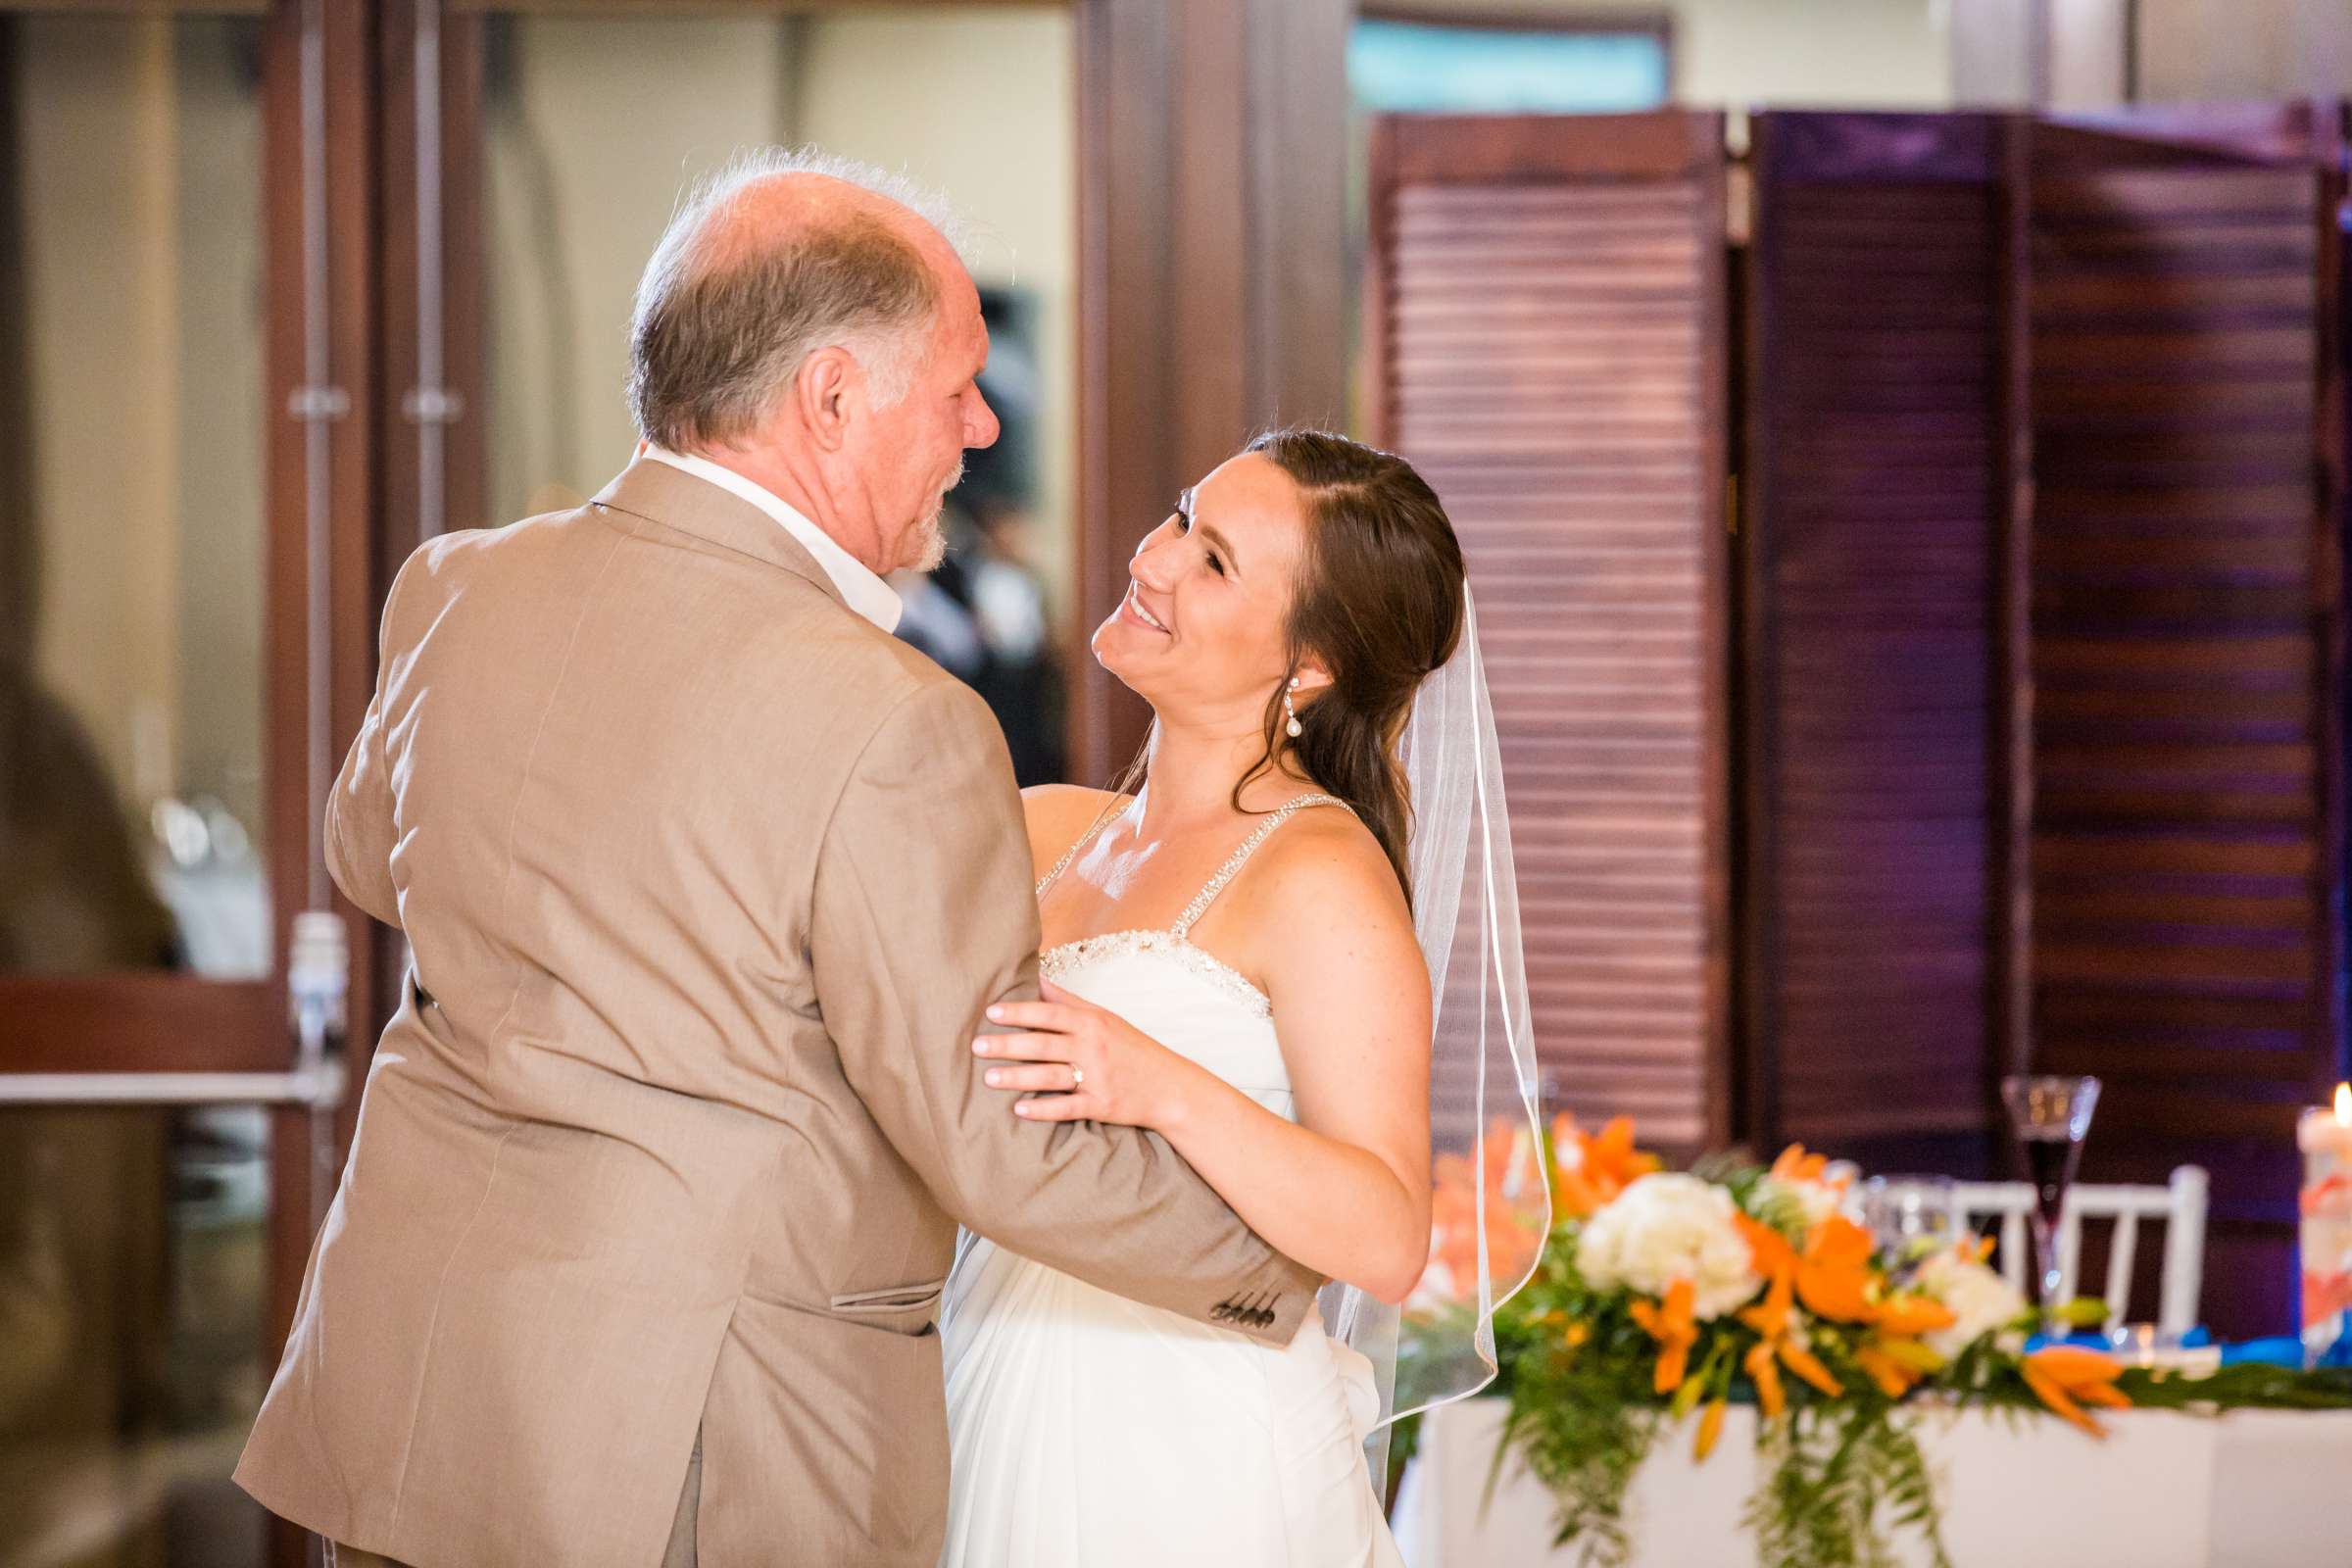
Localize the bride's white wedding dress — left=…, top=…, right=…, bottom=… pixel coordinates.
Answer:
left=938, top=794, right=1405, bottom=1568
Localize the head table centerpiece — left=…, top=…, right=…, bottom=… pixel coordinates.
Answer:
left=1398, top=1115, right=2352, bottom=1568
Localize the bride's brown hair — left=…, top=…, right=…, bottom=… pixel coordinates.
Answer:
left=1233, top=428, right=1465, bottom=903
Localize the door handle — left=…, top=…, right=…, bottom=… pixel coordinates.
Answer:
left=0, top=1063, right=346, bottom=1107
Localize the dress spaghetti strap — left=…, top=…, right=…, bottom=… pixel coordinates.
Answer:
left=1169, top=794, right=1346, bottom=939
left=1034, top=798, right=1128, bottom=900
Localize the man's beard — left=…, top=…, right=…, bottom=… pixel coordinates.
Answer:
left=906, top=511, right=948, bottom=573
left=905, top=461, right=962, bottom=573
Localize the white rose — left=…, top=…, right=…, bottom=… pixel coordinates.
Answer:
left=1576, top=1172, right=1761, bottom=1320
left=1913, top=1249, right=2028, bottom=1360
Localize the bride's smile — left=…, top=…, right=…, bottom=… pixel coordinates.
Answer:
left=1113, top=583, right=1170, bottom=634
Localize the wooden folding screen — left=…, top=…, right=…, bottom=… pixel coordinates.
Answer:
left=1741, top=114, right=2023, bottom=1177
left=1365, top=115, right=1734, bottom=1152
left=1740, top=103, right=2347, bottom=1330
left=2023, top=105, right=2347, bottom=1332
left=1369, top=107, right=2346, bottom=1329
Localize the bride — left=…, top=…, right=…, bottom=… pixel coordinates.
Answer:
left=940, top=428, right=1537, bottom=1566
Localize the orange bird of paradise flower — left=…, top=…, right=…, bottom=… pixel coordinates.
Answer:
left=1793, top=1215, right=1880, bottom=1322
left=1426, top=1116, right=1547, bottom=1297
left=1851, top=1313, right=1952, bottom=1397
left=1873, top=1294, right=1958, bottom=1339
left=1851, top=1293, right=1958, bottom=1397
left=1851, top=1343, right=1922, bottom=1399
left=1736, top=1210, right=1880, bottom=1326
left=1630, top=1278, right=1699, bottom=1396
left=1734, top=1254, right=1844, bottom=1413
left=1857, top=1335, right=1947, bottom=1396
left=1770, top=1143, right=1835, bottom=1186
left=1550, top=1114, right=1661, bottom=1220
left=1693, top=1395, right=1729, bottom=1460
left=2022, top=1346, right=2131, bottom=1437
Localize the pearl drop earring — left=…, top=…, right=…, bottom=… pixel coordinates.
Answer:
left=1284, top=677, right=1303, bottom=739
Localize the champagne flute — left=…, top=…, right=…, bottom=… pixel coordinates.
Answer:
left=2000, top=1075, right=2101, bottom=1335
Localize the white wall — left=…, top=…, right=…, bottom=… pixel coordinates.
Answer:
left=1380, top=0, right=2350, bottom=118
left=1954, top=0, right=2352, bottom=106
left=2136, top=0, right=2352, bottom=100
left=485, top=15, right=791, bottom=523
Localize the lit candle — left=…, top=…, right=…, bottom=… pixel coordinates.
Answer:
left=2300, top=1085, right=2352, bottom=1364
left=2301, top=1084, right=2352, bottom=1158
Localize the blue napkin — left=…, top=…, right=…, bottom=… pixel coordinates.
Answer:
left=2023, top=1327, right=2213, bottom=1354
left=2020, top=1325, right=2352, bottom=1369
left=2224, top=1329, right=2352, bottom=1370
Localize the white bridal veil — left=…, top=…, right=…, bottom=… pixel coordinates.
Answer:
left=1322, top=585, right=1551, bottom=1480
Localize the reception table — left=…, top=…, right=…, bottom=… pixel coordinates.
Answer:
left=1393, top=1396, right=2352, bottom=1567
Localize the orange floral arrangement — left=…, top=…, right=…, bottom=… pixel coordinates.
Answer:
left=1424, top=1117, right=2122, bottom=1446
left=1405, top=1117, right=2155, bottom=1567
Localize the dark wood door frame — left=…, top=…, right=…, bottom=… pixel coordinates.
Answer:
left=264, top=7, right=380, bottom=1560
left=1072, top=0, right=1353, bottom=781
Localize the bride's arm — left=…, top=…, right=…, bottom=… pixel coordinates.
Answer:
left=978, top=821, right=1433, bottom=1304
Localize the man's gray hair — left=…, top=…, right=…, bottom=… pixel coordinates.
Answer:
left=627, top=148, right=963, bottom=451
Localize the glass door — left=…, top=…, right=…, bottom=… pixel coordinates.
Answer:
left=0, top=3, right=375, bottom=1563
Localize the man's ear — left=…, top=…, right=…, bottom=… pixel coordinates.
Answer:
left=796, top=347, right=858, bottom=452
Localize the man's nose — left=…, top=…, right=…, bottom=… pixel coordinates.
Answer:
left=966, top=388, right=1001, bottom=450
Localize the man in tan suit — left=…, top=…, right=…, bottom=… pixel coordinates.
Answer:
left=235, top=151, right=1319, bottom=1568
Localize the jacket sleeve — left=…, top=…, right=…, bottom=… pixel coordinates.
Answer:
left=323, top=554, right=416, bottom=930
left=810, top=676, right=1322, bottom=1344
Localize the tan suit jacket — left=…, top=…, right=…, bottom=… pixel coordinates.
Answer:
left=234, top=461, right=1318, bottom=1567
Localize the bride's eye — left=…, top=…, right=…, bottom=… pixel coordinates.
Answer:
left=1173, top=506, right=1222, bottom=573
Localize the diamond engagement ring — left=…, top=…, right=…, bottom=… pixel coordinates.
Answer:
left=1071, top=1067, right=1086, bottom=1089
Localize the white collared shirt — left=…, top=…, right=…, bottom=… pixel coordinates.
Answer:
left=642, top=445, right=903, bottom=633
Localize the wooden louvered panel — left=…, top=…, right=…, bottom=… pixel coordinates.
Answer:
left=2026, top=108, right=2346, bottom=1337
left=1742, top=114, right=2016, bottom=1173
left=1368, top=115, right=1730, bottom=1152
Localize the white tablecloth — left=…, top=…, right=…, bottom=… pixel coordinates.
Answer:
left=1393, top=1396, right=2352, bottom=1567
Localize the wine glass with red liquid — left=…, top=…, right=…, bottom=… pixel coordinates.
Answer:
left=2000, top=1075, right=2101, bottom=1336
